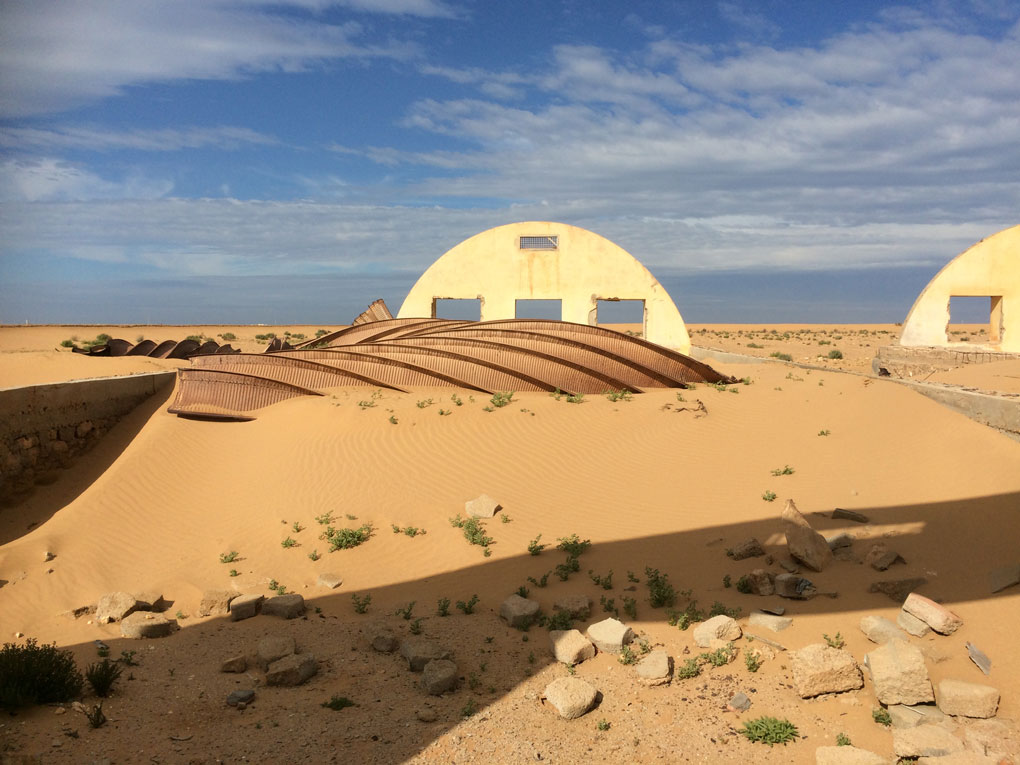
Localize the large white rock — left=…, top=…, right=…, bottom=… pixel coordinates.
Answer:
left=465, top=494, right=501, bottom=518
left=499, top=594, right=540, bottom=629
left=97, top=592, right=142, bottom=624
left=549, top=630, right=596, bottom=665
left=901, top=593, right=963, bottom=635
left=865, top=640, right=934, bottom=706
left=936, top=679, right=999, bottom=718
left=586, top=618, right=634, bottom=654
left=782, top=499, right=833, bottom=572
left=693, top=614, right=742, bottom=647
left=543, top=677, right=598, bottom=719
left=792, top=643, right=863, bottom=698
left=892, top=726, right=965, bottom=758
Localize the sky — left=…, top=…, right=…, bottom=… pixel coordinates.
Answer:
left=0, top=0, right=1018, bottom=324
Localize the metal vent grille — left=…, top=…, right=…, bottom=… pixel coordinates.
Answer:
left=519, top=236, right=558, bottom=250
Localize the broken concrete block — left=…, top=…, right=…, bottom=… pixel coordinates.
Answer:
left=892, top=726, right=965, bottom=758
left=859, top=615, right=908, bottom=644
left=936, top=679, right=999, bottom=719
left=549, top=630, right=596, bottom=665
left=729, top=538, right=765, bottom=560
left=229, top=593, right=264, bottom=621
left=888, top=703, right=944, bottom=729
left=775, top=572, right=816, bottom=599
left=749, top=611, right=792, bottom=632
left=543, top=677, right=598, bottom=719
left=499, top=594, right=540, bottom=629
left=865, top=640, right=934, bottom=706
left=586, top=617, right=634, bottom=654
left=897, top=609, right=931, bottom=637
left=782, top=499, right=833, bottom=572
left=465, top=494, right=500, bottom=518
left=693, top=614, right=741, bottom=648
left=901, top=593, right=963, bottom=635
left=791, top=643, right=863, bottom=698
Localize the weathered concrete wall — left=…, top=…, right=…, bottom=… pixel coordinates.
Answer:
left=397, top=221, right=693, bottom=353
left=873, top=345, right=1019, bottom=379
left=0, top=372, right=175, bottom=503
left=900, top=225, right=1020, bottom=352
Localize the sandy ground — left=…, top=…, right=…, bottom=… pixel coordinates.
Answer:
left=1, top=325, right=1018, bottom=764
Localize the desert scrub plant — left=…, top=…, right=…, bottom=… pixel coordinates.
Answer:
left=588, top=569, right=613, bottom=590
left=351, top=593, right=371, bottom=614
left=490, top=391, right=514, bottom=408
left=456, top=594, right=480, bottom=614
left=437, top=597, right=451, bottom=617
left=85, top=658, right=123, bottom=697
left=836, top=732, right=851, bottom=746
left=388, top=415, right=398, bottom=424
left=0, top=639, right=84, bottom=708
left=527, top=535, right=545, bottom=555
left=762, top=490, right=777, bottom=502
left=827, top=349, right=843, bottom=359
left=817, top=429, right=831, bottom=436
left=461, top=698, right=477, bottom=717
left=605, top=390, right=633, bottom=402
left=675, top=658, right=701, bottom=680
left=622, top=596, right=637, bottom=620
left=770, top=352, right=793, bottom=362
left=699, top=642, right=736, bottom=667
left=644, top=567, right=676, bottom=608
left=546, top=610, right=572, bottom=631
left=872, top=707, right=892, bottom=726
left=527, top=572, right=551, bottom=588
left=597, top=718, right=611, bottom=731
left=450, top=393, right=463, bottom=406
left=770, top=465, right=795, bottom=476
left=823, top=632, right=846, bottom=649
left=556, top=534, right=591, bottom=557
left=516, top=585, right=530, bottom=598
left=722, top=574, right=732, bottom=588
left=708, top=601, right=741, bottom=618
left=416, top=398, right=433, bottom=409
left=281, top=536, right=297, bottom=548
left=600, top=595, right=618, bottom=617
left=322, top=695, right=356, bottom=711
left=565, top=392, right=585, bottom=404
left=320, top=523, right=373, bottom=551
left=409, top=618, right=424, bottom=635
left=229, top=569, right=239, bottom=577
left=449, top=514, right=494, bottom=548
left=735, top=575, right=752, bottom=594
left=86, top=701, right=107, bottom=729
left=395, top=601, right=415, bottom=620
left=60, top=338, right=75, bottom=348
left=745, top=650, right=762, bottom=673
left=219, top=551, right=239, bottom=563
left=554, top=555, right=580, bottom=581
left=618, top=646, right=637, bottom=665
left=314, top=511, right=335, bottom=526
left=740, top=716, right=799, bottom=746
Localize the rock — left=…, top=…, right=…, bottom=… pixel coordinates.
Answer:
left=814, top=745, right=888, bottom=764
left=727, top=692, right=751, bottom=712
left=791, top=644, right=863, bottom=698
left=962, top=719, right=1020, bottom=761
left=553, top=595, right=591, bottom=620
left=465, top=494, right=501, bottom=519
left=859, top=615, right=908, bottom=644
left=132, top=591, right=166, bottom=612
left=416, top=707, right=438, bottom=723
left=864, top=640, right=933, bottom=705
left=782, top=499, right=833, bottom=572
left=120, top=611, right=174, bottom=638
left=745, top=643, right=776, bottom=666
left=870, top=551, right=905, bottom=572
left=316, top=572, right=343, bottom=590
left=936, top=679, right=999, bottom=718
left=262, top=594, right=305, bottom=620
left=265, top=653, right=317, bottom=686
left=372, top=632, right=399, bottom=653
left=869, top=578, right=926, bottom=603
left=693, top=614, right=741, bottom=647
left=832, top=508, right=869, bottom=523
left=256, top=636, right=296, bottom=671
left=775, top=573, right=816, bottom=599
left=897, top=609, right=931, bottom=637
left=827, top=532, right=855, bottom=550
left=635, top=650, right=672, bottom=686
left=229, top=593, right=264, bottom=621
left=220, top=656, right=247, bottom=673
left=916, top=753, right=1002, bottom=764
left=888, top=704, right=944, bottom=729
left=499, top=594, right=540, bottom=629
left=226, top=689, right=255, bottom=707
left=892, top=726, right=965, bottom=758
left=43, top=551, right=56, bottom=562
left=421, top=659, right=458, bottom=695
left=400, top=638, right=453, bottom=671
left=586, top=618, right=635, bottom=654
left=543, top=677, right=598, bottom=719
left=729, top=538, right=765, bottom=560
left=749, top=611, right=792, bottom=632
left=747, top=569, right=775, bottom=596
left=901, top=593, right=963, bottom=635
left=778, top=557, right=801, bottom=574
left=96, top=592, right=142, bottom=623
left=966, top=642, right=991, bottom=675
left=988, top=563, right=1020, bottom=593
left=549, top=630, right=596, bottom=665
left=198, top=590, right=237, bottom=617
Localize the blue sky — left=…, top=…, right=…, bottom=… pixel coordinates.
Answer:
left=1, top=0, right=1017, bottom=323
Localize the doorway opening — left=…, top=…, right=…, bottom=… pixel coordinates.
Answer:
left=947, top=296, right=1003, bottom=344
left=432, top=298, right=481, bottom=321
left=595, top=299, right=646, bottom=337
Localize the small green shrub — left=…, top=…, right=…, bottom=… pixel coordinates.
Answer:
left=618, top=646, right=637, bottom=665
left=556, top=534, right=591, bottom=557
left=320, top=523, right=373, bottom=551
left=736, top=575, right=752, bottom=594
left=219, top=551, right=239, bottom=563
left=449, top=514, right=494, bottom=548
left=281, top=536, right=297, bottom=548
left=565, top=392, right=585, bottom=404
left=588, top=569, right=613, bottom=590
left=872, top=707, right=892, bottom=726
left=85, top=659, right=123, bottom=697
left=622, top=596, right=637, bottom=620
left=527, top=572, right=551, bottom=588
left=490, top=391, right=514, bottom=408
left=308, top=549, right=320, bottom=561
left=409, top=618, right=424, bottom=635
left=770, top=352, right=793, bottom=362
left=600, top=595, right=618, bottom=617
left=740, top=716, right=799, bottom=746
left=675, top=658, right=701, bottom=679
left=745, top=650, right=762, bottom=673
left=722, top=574, right=731, bottom=588
left=322, top=695, right=356, bottom=711
left=762, top=490, right=777, bottom=502
left=395, top=601, right=415, bottom=620
left=644, top=567, right=676, bottom=608
left=823, top=632, right=845, bottom=649
left=597, top=718, right=610, bottom=731
left=456, top=594, right=479, bottom=614
left=60, top=339, right=75, bottom=348
left=437, top=597, right=451, bottom=617
left=351, top=593, right=371, bottom=614
left=527, top=535, right=545, bottom=555
left=605, top=390, right=632, bottom=402
left=770, top=465, right=795, bottom=476
left=0, top=639, right=84, bottom=708
left=817, top=429, right=831, bottom=436
left=828, top=349, right=843, bottom=359
left=220, top=332, right=237, bottom=341
left=516, top=585, right=530, bottom=598
left=546, top=611, right=572, bottom=631
left=836, top=732, right=851, bottom=746
left=699, top=642, right=736, bottom=667
left=86, top=701, right=106, bottom=728
left=314, top=511, right=335, bottom=526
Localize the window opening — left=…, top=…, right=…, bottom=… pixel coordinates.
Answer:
left=433, top=298, right=481, bottom=321
left=519, top=236, right=558, bottom=250
left=514, top=299, right=562, bottom=320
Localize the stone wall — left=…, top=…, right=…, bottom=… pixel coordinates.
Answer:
left=0, top=371, right=176, bottom=504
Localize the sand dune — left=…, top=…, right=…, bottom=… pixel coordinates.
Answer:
left=1, top=326, right=1018, bottom=763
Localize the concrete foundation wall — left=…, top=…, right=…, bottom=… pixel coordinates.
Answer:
left=0, top=372, right=175, bottom=503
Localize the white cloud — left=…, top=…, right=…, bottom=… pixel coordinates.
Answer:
left=0, top=158, right=173, bottom=202
left=0, top=125, right=279, bottom=152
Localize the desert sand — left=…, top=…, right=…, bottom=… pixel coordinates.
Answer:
left=1, top=324, right=1018, bottom=764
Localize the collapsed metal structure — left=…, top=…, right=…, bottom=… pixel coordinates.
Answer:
left=72, top=337, right=240, bottom=358
left=167, top=302, right=734, bottom=421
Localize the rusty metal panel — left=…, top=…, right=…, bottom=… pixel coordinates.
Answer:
left=352, top=298, right=394, bottom=325
left=191, top=353, right=408, bottom=392
left=167, top=369, right=322, bottom=419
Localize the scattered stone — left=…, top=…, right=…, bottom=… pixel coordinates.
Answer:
left=747, top=569, right=775, bottom=596
left=729, top=538, right=765, bottom=560
left=465, top=494, right=501, bottom=519
left=421, top=659, right=458, bottom=695
left=693, top=614, right=741, bottom=647
left=936, top=679, right=999, bottom=718
left=749, top=611, right=792, bottom=632
left=727, top=692, right=751, bottom=712
left=778, top=557, right=801, bottom=574
left=586, top=618, right=635, bottom=654
left=226, top=690, right=255, bottom=707
left=635, top=650, right=672, bottom=686
left=782, top=499, right=834, bottom=572
left=962, top=719, right=1020, bottom=762
left=43, top=551, right=55, bottom=562
left=892, top=726, right=965, bottom=758
left=792, top=644, right=863, bottom=698
left=499, top=594, right=540, bottom=629
left=827, top=532, right=855, bottom=550
left=888, top=704, right=944, bottom=729
left=229, top=593, right=264, bottom=622
left=549, top=630, right=596, bottom=665
left=832, top=508, right=869, bottom=523
left=265, top=653, right=317, bottom=686
left=814, top=745, right=888, bottom=764
left=897, top=609, right=931, bottom=637
left=372, top=632, right=399, bottom=653
left=871, top=551, right=906, bottom=572
left=745, top=644, right=777, bottom=666
left=416, top=707, right=438, bottom=723
left=775, top=572, right=817, bottom=599
left=859, top=615, right=908, bottom=644
left=902, top=593, right=963, bottom=635
left=988, top=563, right=1020, bottom=593
left=400, top=638, right=453, bottom=671
left=220, top=656, right=247, bottom=673
left=543, top=677, right=598, bottom=719
left=132, top=591, right=166, bottom=612
left=198, top=590, right=237, bottom=617
left=915, top=751, right=1003, bottom=764
left=256, top=636, right=296, bottom=671
left=96, top=592, right=142, bottom=623
left=759, top=605, right=785, bottom=616
left=868, top=578, right=926, bottom=603
left=865, top=640, right=934, bottom=705
left=262, top=593, right=305, bottom=620
left=120, top=611, right=173, bottom=639
left=553, top=595, right=591, bottom=620
left=316, top=572, right=343, bottom=590
left=966, top=642, right=991, bottom=675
